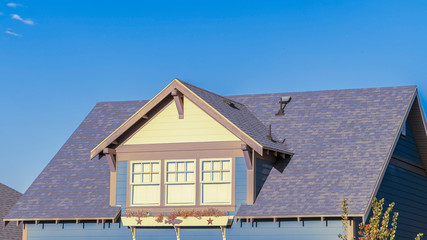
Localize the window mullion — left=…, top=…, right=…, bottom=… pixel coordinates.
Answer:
left=196, top=158, right=200, bottom=205
left=160, top=160, right=165, bottom=207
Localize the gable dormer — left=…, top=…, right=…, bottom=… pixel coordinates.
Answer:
left=91, top=79, right=292, bottom=213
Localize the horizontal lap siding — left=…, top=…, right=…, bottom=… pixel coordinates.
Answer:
left=124, top=98, right=239, bottom=145
left=393, top=122, right=422, bottom=164
left=27, top=220, right=341, bottom=240
left=255, top=158, right=274, bottom=197
left=28, top=223, right=131, bottom=240
left=376, top=164, right=427, bottom=240
left=227, top=220, right=342, bottom=240
left=232, top=157, right=247, bottom=215
left=116, top=161, right=127, bottom=210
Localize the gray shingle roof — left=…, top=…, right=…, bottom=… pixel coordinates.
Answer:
left=1, top=183, right=22, bottom=240
left=230, top=86, right=416, bottom=217
left=5, top=84, right=417, bottom=219
left=180, top=80, right=292, bottom=154
left=5, top=101, right=147, bottom=220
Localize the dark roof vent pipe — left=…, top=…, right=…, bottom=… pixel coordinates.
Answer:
left=275, top=96, right=292, bottom=116
left=267, top=124, right=277, bottom=142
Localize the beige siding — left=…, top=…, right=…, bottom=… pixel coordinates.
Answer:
left=124, top=97, right=240, bottom=145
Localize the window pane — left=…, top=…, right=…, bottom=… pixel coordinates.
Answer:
left=152, top=163, right=160, bottom=173
left=202, top=161, right=211, bottom=170
left=201, top=183, right=231, bottom=204
left=212, top=171, right=221, bottom=181
left=166, top=184, right=195, bottom=205
left=133, top=174, right=142, bottom=183
left=167, top=162, right=176, bottom=172
left=177, top=162, right=185, bottom=171
left=142, top=163, right=150, bottom=173
left=213, top=161, right=221, bottom=170
left=187, top=172, right=194, bottom=182
left=177, top=173, right=185, bottom=182
left=187, top=162, right=194, bottom=171
left=133, top=163, right=142, bottom=173
left=142, top=173, right=150, bottom=183
left=222, top=161, right=230, bottom=171
left=202, top=172, right=211, bottom=182
left=222, top=171, right=231, bottom=181
left=133, top=185, right=160, bottom=205
left=152, top=173, right=159, bottom=183
left=167, top=173, right=176, bottom=183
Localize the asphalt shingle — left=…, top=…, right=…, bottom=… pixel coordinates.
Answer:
left=1, top=183, right=22, bottom=240
left=230, top=86, right=416, bottom=216
left=5, top=85, right=417, bottom=219
left=5, top=101, right=147, bottom=220
left=180, top=80, right=292, bottom=154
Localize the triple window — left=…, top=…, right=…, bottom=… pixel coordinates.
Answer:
left=130, top=158, right=232, bottom=206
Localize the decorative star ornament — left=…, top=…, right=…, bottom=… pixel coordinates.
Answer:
left=136, top=217, right=142, bottom=225
left=207, top=218, right=213, bottom=225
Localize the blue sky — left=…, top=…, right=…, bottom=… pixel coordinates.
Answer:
left=1, top=0, right=427, bottom=193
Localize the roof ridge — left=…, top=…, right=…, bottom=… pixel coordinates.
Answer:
left=177, top=79, right=246, bottom=106
left=0, top=183, right=22, bottom=195
left=93, top=85, right=417, bottom=105
left=227, top=85, right=417, bottom=98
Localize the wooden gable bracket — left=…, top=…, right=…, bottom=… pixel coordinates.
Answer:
left=112, top=213, right=120, bottom=224
left=171, top=88, right=184, bottom=119
left=241, top=144, right=252, bottom=170
left=103, top=148, right=117, bottom=172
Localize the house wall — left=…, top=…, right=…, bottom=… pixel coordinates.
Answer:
left=26, top=220, right=342, bottom=240
left=116, top=161, right=128, bottom=210
left=27, top=222, right=131, bottom=240
left=232, top=157, right=246, bottom=215
left=393, top=121, right=423, bottom=165
left=255, top=158, right=274, bottom=197
left=376, top=164, right=427, bottom=240
left=375, top=123, right=427, bottom=240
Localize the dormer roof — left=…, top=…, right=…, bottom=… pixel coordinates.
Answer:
left=90, top=79, right=292, bottom=159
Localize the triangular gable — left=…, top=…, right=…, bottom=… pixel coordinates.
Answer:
left=91, top=79, right=275, bottom=159
left=363, top=88, right=427, bottom=222
left=124, top=96, right=240, bottom=145
left=407, top=93, right=427, bottom=167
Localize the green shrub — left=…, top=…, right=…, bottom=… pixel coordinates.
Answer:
left=339, top=198, right=423, bottom=240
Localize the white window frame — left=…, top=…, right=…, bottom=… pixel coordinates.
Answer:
left=199, top=158, right=232, bottom=205
left=164, top=159, right=196, bottom=206
left=130, top=160, right=161, bottom=206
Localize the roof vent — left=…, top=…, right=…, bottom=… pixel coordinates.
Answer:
left=223, top=99, right=238, bottom=109
left=267, top=124, right=277, bottom=142
left=275, top=96, right=292, bottom=116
